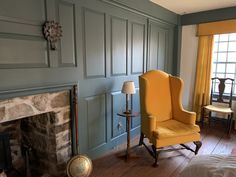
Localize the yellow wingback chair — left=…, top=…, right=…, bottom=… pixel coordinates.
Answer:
left=139, top=70, right=202, bottom=166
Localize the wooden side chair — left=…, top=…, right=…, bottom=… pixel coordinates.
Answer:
left=201, top=77, right=234, bottom=135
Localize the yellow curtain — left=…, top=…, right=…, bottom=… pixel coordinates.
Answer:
left=193, top=35, right=214, bottom=121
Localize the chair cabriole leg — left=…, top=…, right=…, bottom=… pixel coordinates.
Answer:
left=139, top=132, right=144, bottom=146
left=201, top=107, right=205, bottom=127
left=151, top=145, right=158, bottom=167
left=227, top=113, right=234, bottom=136
left=194, top=141, right=202, bottom=155
left=208, top=111, right=212, bottom=127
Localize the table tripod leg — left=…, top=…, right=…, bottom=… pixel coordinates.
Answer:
left=126, top=116, right=131, bottom=160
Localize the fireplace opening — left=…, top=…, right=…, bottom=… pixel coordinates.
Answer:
left=0, top=112, right=72, bottom=177
left=0, top=132, right=12, bottom=171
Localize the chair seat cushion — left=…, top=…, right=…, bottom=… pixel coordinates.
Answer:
left=204, top=105, right=233, bottom=114
left=153, top=119, right=200, bottom=139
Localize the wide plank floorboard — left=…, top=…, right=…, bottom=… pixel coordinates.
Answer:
left=90, top=123, right=236, bottom=177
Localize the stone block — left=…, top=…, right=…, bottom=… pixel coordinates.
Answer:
left=51, top=92, right=69, bottom=108
left=56, top=147, right=72, bottom=163
left=32, top=94, right=49, bottom=111
left=55, top=122, right=70, bottom=134
left=63, top=111, right=70, bottom=121
left=0, top=107, right=5, bottom=120
left=8, top=103, right=34, bottom=120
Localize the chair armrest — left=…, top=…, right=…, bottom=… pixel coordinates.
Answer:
left=141, top=114, right=157, bottom=137
left=175, top=110, right=196, bottom=125
left=147, top=115, right=156, bottom=132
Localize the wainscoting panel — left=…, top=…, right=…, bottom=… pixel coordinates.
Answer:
left=58, top=0, right=77, bottom=67
left=110, top=16, right=128, bottom=76
left=111, top=91, right=126, bottom=139
left=84, top=9, right=106, bottom=78
left=86, top=94, right=107, bottom=150
left=131, top=22, right=145, bottom=74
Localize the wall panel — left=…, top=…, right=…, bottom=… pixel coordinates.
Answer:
left=58, top=0, right=77, bottom=67
left=0, top=0, right=48, bottom=69
left=0, top=0, right=46, bottom=22
left=86, top=94, right=106, bottom=150
left=148, top=20, right=171, bottom=72
left=111, top=92, right=126, bottom=139
left=84, top=9, right=106, bottom=78
left=111, top=17, right=128, bottom=76
left=131, top=22, right=145, bottom=74
left=0, top=35, right=48, bottom=68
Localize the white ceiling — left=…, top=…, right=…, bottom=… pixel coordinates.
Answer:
left=150, top=0, right=236, bottom=15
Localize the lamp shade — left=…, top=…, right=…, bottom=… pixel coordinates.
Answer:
left=122, top=81, right=136, bottom=94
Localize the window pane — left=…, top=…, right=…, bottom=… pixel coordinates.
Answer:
left=226, top=73, right=234, bottom=80
left=229, top=33, right=236, bottom=41
left=212, top=82, right=216, bottom=92
left=212, top=64, right=216, bottom=72
left=216, top=64, right=226, bottom=73
left=227, top=52, right=236, bottom=62
left=213, top=43, right=218, bottom=53
left=214, top=35, right=219, bottom=42
left=214, top=84, right=219, bottom=93
left=224, top=84, right=231, bottom=94
left=228, top=42, right=236, bottom=51
left=212, top=72, right=217, bottom=78
left=212, top=52, right=217, bottom=62
left=218, top=42, right=228, bottom=51
left=218, top=52, right=227, bottom=62
left=216, top=73, right=225, bottom=78
left=226, top=64, right=235, bottom=73
left=219, top=34, right=229, bottom=41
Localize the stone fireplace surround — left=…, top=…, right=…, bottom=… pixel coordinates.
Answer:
left=0, top=84, right=77, bottom=177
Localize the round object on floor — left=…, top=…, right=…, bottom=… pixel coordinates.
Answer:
left=0, top=170, right=7, bottom=177
left=67, top=155, right=93, bottom=177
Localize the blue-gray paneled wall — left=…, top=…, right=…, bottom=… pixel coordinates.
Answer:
left=0, top=0, right=180, bottom=158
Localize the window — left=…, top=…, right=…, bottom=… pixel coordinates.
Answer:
left=212, top=33, right=236, bottom=96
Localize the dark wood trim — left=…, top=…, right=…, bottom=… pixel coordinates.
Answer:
left=70, top=85, right=79, bottom=156
left=181, top=6, right=236, bottom=25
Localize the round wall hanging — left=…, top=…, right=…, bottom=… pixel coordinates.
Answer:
left=43, top=21, right=62, bottom=50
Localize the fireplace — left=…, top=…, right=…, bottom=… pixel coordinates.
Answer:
left=0, top=85, right=78, bottom=177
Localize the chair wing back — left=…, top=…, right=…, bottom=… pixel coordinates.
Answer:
left=169, top=75, right=186, bottom=121
left=139, top=70, right=172, bottom=122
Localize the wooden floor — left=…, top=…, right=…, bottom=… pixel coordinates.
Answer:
left=90, top=123, right=236, bottom=177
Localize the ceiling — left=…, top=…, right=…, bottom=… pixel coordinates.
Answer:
left=150, top=0, right=236, bottom=15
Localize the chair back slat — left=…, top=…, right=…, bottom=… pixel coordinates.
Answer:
left=211, top=77, right=234, bottom=107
